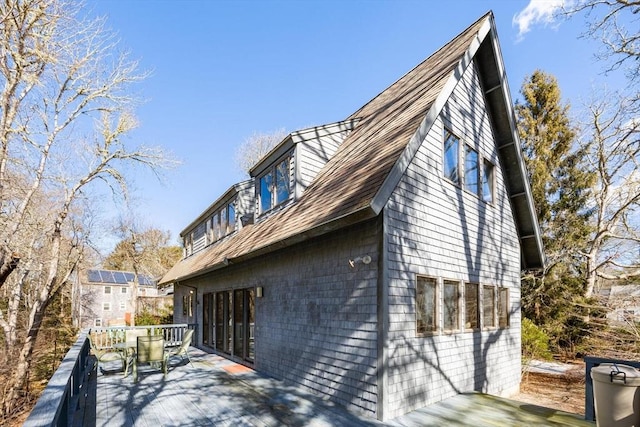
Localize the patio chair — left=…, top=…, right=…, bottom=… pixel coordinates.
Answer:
left=167, top=329, right=194, bottom=367
left=89, top=334, right=126, bottom=374
left=123, top=328, right=148, bottom=377
left=133, top=335, right=168, bottom=382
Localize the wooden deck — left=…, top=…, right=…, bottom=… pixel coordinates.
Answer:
left=84, top=347, right=594, bottom=426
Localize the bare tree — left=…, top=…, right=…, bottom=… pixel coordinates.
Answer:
left=109, top=217, right=181, bottom=326
left=580, top=89, right=640, bottom=297
left=0, top=0, right=175, bottom=416
left=234, top=128, right=287, bottom=175
left=564, top=0, right=640, bottom=84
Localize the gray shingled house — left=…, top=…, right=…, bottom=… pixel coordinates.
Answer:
left=160, top=12, right=543, bottom=421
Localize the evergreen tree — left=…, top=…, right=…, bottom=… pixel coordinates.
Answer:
left=516, top=70, right=595, bottom=352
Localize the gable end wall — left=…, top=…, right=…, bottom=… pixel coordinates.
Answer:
left=383, top=61, right=522, bottom=419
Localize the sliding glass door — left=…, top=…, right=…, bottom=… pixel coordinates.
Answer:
left=208, top=288, right=256, bottom=362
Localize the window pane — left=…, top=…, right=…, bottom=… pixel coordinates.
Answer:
left=260, top=172, right=273, bottom=212
left=483, top=285, right=496, bottom=328
left=103, top=302, right=110, bottom=311
left=121, top=287, right=127, bottom=294
left=417, top=277, right=437, bottom=334
left=482, top=160, right=494, bottom=203
left=275, top=159, right=290, bottom=205
left=498, top=288, right=510, bottom=328
left=443, top=280, right=459, bottom=331
left=234, top=289, right=244, bottom=356
left=228, top=203, right=236, bottom=232
left=247, top=289, right=255, bottom=361
left=465, top=283, right=479, bottom=329
left=220, top=207, right=228, bottom=237
left=444, top=131, right=460, bottom=184
left=465, top=146, right=479, bottom=194
left=104, top=286, right=111, bottom=294
left=215, top=293, right=224, bottom=349
left=213, top=213, right=221, bottom=240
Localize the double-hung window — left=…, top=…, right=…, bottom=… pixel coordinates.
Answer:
left=259, top=155, right=292, bottom=213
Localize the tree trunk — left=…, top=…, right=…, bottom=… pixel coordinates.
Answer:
left=2, top=300, right=47, bottom=416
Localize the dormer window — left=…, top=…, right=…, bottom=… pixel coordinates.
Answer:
left=207, top=200, right=237, bottom=244
left=259, top=155, right=292, bottom=214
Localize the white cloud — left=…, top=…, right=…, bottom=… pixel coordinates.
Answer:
left=513, top=0, right=570, bottom=41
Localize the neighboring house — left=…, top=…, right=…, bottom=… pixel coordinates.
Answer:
left=604, top=284, right=640, bottom=324
left=73, top=269, right=165, bottom=328
left=160, top=12, right=543, bottom=421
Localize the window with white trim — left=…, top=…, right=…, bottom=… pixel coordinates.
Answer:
left=104, top=286, right=111, bottom=294
left=103, top=302, right=111, bottom=311
left=207, top=200, right=238, bottom=244
left=482, top=159, right=495, bottom=203
left=259, top=155, right=292, bottom=214
left=443, top=130, right=460, bottom=184
left=464, top=145, right=479, bottom=194
left=95, top=319, right=102, bottom=327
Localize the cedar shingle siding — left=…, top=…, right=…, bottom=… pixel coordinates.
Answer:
left=163, top=12, right=543, bottom=421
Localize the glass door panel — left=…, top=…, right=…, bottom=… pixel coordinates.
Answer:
left=233, top=289, right=244, bottom=356
left=247, top=288, right=255, bottom=361
left=203, top=293, right=211, bottom=346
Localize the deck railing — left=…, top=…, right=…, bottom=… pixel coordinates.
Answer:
left=23, top=324, right=197, bottom=426
left=89, top=323, right=192, bottom=348
left=584, top=355, right=640, bottom=421
left=23, top=329, right=92, bottom=427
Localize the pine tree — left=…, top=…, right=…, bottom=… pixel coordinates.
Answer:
left=516, top=70, right=595, bottom=351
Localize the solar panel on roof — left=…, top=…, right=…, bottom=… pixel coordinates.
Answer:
left=139, top=275, right=154, bottom=286
left=88, top=270, right=102, bottom=282
left=124, top=272, right=135, bottom=282
left=113, top=271, right=128, bottom=284
left=100, top=270, right=117, bottom=283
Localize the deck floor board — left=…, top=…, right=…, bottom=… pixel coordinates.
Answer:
left=92, top=348, right=594, bottom=426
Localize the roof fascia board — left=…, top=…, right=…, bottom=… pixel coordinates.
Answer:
left=180, top=179, right=253, bottom=237
left=289, top=119, right=359, bottom=144
left=370, top=17, right=491, bottom=214
left=484, top=16, right=545, bottom=269
left=250, top=135, right=295, bottom=177
left=167, top=206, right=377, bottom=283
left=249, top=119, right=359, bottom=177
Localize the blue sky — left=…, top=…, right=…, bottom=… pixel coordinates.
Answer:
left=85, top=0, right=623, bottom=250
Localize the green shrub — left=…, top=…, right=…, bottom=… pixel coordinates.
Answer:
left=135, top=310, right=173, bottom=326
left=522, top=317, right=553, bottom=362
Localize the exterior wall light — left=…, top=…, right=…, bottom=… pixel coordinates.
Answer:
left=256, top=286, right=264, bottom=298
left=349, top=255, right=372, bottom=268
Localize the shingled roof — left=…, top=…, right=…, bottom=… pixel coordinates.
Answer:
left=160, top=11, right=544, bottom=285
